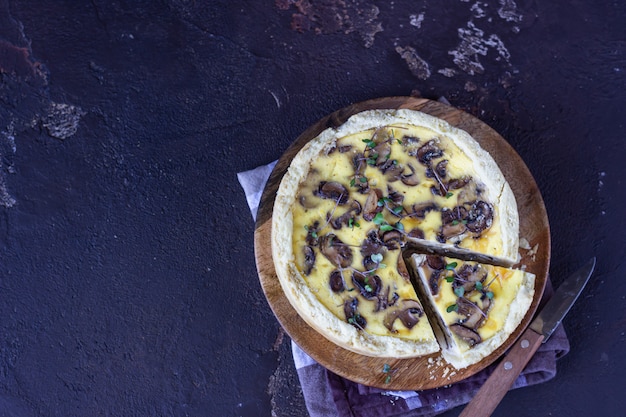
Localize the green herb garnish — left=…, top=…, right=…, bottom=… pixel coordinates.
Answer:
left=371, top=253, right=384, bottom=263
left=454, top=286, right=465, bottom=297
left=445, top=262, right=458, bottom=271
left=446, top=304, right=458, bottom=313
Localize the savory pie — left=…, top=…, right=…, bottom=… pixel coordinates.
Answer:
left=271, top=108, right=530, bottom=364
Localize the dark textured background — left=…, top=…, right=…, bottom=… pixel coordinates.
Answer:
left=0, top=1, right=624, bottom=416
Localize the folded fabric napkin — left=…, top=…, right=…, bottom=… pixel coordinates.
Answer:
left=238, top=162, right=570, bottom=417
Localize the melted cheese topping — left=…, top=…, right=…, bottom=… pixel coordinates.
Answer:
left=291, top=124, right=506, bottom=341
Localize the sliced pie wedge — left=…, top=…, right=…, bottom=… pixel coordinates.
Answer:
left=408, top=253, right=535, bottom=369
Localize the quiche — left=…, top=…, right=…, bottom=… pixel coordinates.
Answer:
left=271, top=108, right=528, bottom=364
left=408, top=254, right=535, bottom=369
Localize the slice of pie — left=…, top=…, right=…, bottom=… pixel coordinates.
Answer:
left=408, top=254, right=535, bottom=369
left=272, top=108, right=530, bottom=362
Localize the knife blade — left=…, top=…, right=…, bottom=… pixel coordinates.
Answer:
left=459, top=257, right=596, bottom=417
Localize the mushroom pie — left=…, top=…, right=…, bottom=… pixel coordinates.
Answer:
left=272, top=109, right=533, bottom=366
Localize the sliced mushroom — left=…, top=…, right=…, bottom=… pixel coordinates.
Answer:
left=360, top=230, right=384, bottom=258
left=363, top=188, right=384, bottom=221
left=440, top=206, right=469, bottom=240
left=383, top=300, right=424, bottom=332
left=466, top=200, right=494, bottom=233
left=352, top=154, right=369, bottom=193
left=441, top=221, right=467, bottom=240
left=351, top=271, right=382, bottom=300
left=397, top=300, right=424, bottom=329
left=380, top=159, right=404, bottom=180
left=305, top=221, right=320, bottom=246
left=375, top=285, right=399, bottom=312
left=455, top=264, right=488, bottom=293
left=426, top=255, right=446, bottom=270
left=407, top=227, right=425, bottom=239
left=400, top=163, right=420, bottom=186
left=303, top=245, right=316, bottom=275
left=417, top=140, right=443, bottom=164
left=386, top=186, right=404, bottom=204
left=450, top=323, right=482, bottom=346
left=338, top=144, right=353, bottom=153
left=447, top=175, right=471, bottom=190
left=396, top=254, right=410, bottom=281
left=411, top=202, right=437, bottom=219
left=435, top=159, right=448, bottom=178
left=382, top=229, right=404, bottom=250
left=344, top=297, right=367, bottom=329
left=318, top=234, right=353, bottom=268
left=330, top=200, right=362, bottom=229
left=429, top=269, right=443, bottom=296
left=315, top=181, right=349, bottom=205
left=329, top=269, right=345, bottom=293
left=372, top=141, right=392, bottom=166
left=456, top=297, right=486, bottom=329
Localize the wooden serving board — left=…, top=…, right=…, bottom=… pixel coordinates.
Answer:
left=254, top=97, right=549, bottom=390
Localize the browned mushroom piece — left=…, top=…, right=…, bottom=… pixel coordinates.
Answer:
left=315, top=181, right=349, bottom=205
left=383, top=300, right=424, bottom=332
left=305, top=221, right=320, bottom=246
left=329, top=269, right=346, bottom=292
left=441, top=221, right=467, bottom=240
left=303, top=245, right=316, bottom=275
left=372, top=141, right=391, bottom=166
left=417, top=140, right=443, bottom=164
left=396, top=254, right=410, bottom=281
left=455, top=264, right=488, bottom=293
left=318, top=234, right=353, bottom=268
left=338, top=144, right=353, bottom=153
left=362, top=188, right=384, bottom=221
left=329, top=200, right=362, bottom=230
left=397, top=300, right=424, bottom=329
left=382, top=229, right=403, bottom=249
left=456, top=297, right=486, bottom=329
left=429, top=269, right=443, bottom=295
left=426, top=255, right=446, bottom=270
left=466, top=200, right=494, bottom=233
left=410, top=202, right=437, bottom=219
left=447, top=175, right=471, bottom=190
left=400, top=163, right=420, bottom=186
left=360, top=230, right=384, bottom=258
left=351, top=271, right=382, bottom=300
left=450, top=323, right=482, bottom=346
left=380, top=159, right=404, bottom=180
left=440, top=206, right=469, bottom=240
left=435, top=159, right=448, bottom=178
left=375, top=285, right=400, bottom=312
left=352, top=153, right=369, bottom=193
left=407, top=227, right=425, bottom=239
left=386, top=186, right=404, bottom=204
left=344, top=297, right=367, bottom=329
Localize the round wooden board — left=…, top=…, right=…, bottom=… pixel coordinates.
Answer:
left=254, top=97, right=550, bottom=390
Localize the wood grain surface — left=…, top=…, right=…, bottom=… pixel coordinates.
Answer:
left=253, top=97, right=550, bottom=390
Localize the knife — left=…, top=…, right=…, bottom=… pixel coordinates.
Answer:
left=459, top=257, right=596, bottom=417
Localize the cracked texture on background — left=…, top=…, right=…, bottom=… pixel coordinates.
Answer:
left=277, top=0, right=536, bottom=84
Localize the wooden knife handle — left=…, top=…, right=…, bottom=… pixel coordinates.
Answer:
left=458, top=328, right=544, bottom=417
